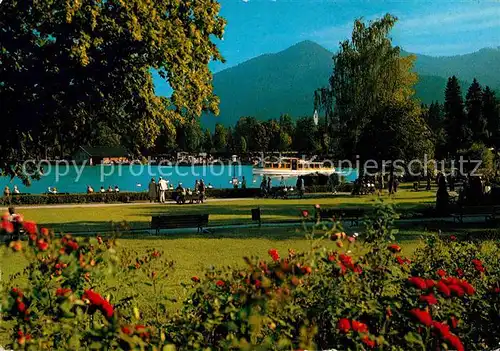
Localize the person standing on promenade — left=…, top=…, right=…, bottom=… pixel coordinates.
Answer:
left=148, top=178, right=157, bottom=203
left=158, top=177, right=168, bottom=203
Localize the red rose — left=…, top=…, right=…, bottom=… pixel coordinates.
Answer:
left=56, top=288, right=72, bottom=297
left=40, top=228, right=49, bottom=237
left=436, top=281, right=451, bottom=297
left=432, top=321, right=451, bottom=337
left=353, top=265, right=363, bottom=274
left=437, top=269, right=447, bottom=278
left=456, top=268, right=464, bottom=277
left=387, top=244, right=401, bottom=253
left=361, top=335, right=376, bottom=348
left=444, top=333, right=464, bottom=351
left=448, top=285, right=465, bottom=297
left=23, top=221, right=37, bottom=235
left=442, top=277, right=460, bottom=286
left=12, top=288, right=23, bottom=297
left=419, top=293, right=438, bottom=305
left=450, top=316, right=458, bottom=329
left=301, top=210, right=309, bottom=218
left=191, top=276, right=200, bottom=283
left=396, top=256, right=405, bottom=265
left=16, top=298, right=27, bottom=313
left=408, top=277, right=427, bottom=290
left=1, top=220, right=14, bottom=233
left=268, top=248, right=280, bottom=262
left=459, top=281, right=475, bottom=295
left=66, top=240, right=79, bottom=251
left=216, top=280, right=225, bottom=287
left=254, top=279, right=262, bottom=288
left=450, top=235, right=457, bottom=241
left=425, top=279, right=436, bottom=289
left=36, top=240, right=49, bottom=251
left=337, top=318, right=351, bottom=333
left=327, top=254, right=336, bottom=262
left=410, top=308, right=432, bottom=326
left=351, top=320, right=368, bottom=333
left=121, top=326, right=133, bottom=335
left=82, top=289, right=114, bottom=319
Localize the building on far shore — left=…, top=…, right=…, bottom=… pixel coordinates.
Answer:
left=73, top=146, right=130, bottom=165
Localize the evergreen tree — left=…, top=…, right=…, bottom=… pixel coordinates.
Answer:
left=483, top=86, right=500, bottom=148
left=426, top=101, right=447, bottom=159
left=203, top=129, right=213, bottom=153
left=444, top=76, right=470, bottom=155
left=465, top=78, right=487, bottom=143
left=213, top=123, right=228, bottom=152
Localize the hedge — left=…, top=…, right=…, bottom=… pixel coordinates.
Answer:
left=0, top=185, right=356, bottom=206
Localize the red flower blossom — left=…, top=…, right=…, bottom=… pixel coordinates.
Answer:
left=408, top=277, right=427, bottom=290
left=494, top=287, right=500, bottom=293
left=472, top=259, right=485, bottom=272
left=327, top=254, right=336, bottom=262
left=36, top=239, right=49, bottom=251
left=361, top=336, right=376, bottom=348
left=425, top=279, right=436, bottom=289
left=268, top=248, right=280, bottom=262
left=444, top=333, right=464, bottom=351
left=121, top=326, right=133, bottom=335
left=82, top=289, right=114, bottom=319
left=66, top=240, right=79, bottom=251
left=191, top=276, right=200, bottom=283
left=151, top=250, right=161, bottom=258
left=353, top=265, right=363, bottom=274
left=16, top=298, right=26, bottom=313
left=337, top=318, right=351, bottom=333
left=386, top=307, right=393, bottom=318
left=436, top=281, right=451, bottom=297
left=351, top=320, right=368, bottom=333
left=419, top=293, right=438, bottom=305
left=410, top=308, right=432, bottom=326
left=40, top=228, right=49, bottom=237
left=450, top=316, right=458, bottom=328
left=442, top=277, right=460, bottom=286
left=1, top=220, right=14, bottom=233
left=432, top=321, right=451, bottom=337
left=437, top=269, right=447, bottom=278
left=301, top=210, right=309, bottom=218
left=216, top=280, right=225, bottom=287
left=448, top=284, right=465, bottom=297
left=12, top=288, right=23, bottom=297
left=254, top=279, right=262, bottom=288
left=56, top=288, right=72, bottom=297
left=387, top=244, right=401, bottom=253
left=456, top=268, right=464, bottom=277
left=339, top=254, right=354, bottom=269
left=459, top=281, right=475, bottom=295
left=23, top=221, right=37, bottom=235
left=450, top=235, right=457, bottom=241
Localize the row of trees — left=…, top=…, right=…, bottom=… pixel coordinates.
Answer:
left=425, top=77, right=500, bottom=159
left=151, top=114, right=323, bottom=154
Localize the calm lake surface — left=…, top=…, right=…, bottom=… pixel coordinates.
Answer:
left=0, top=165, right=358, bottom=194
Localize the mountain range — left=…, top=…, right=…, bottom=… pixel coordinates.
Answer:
left=200, top=40, right=500, bottom=129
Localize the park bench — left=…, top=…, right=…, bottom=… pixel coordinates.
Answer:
left=451, top=205, right=500, bottom=223
left=319, top=208, right=366, bottom=226
left=151, top=214, right=209, bottom=234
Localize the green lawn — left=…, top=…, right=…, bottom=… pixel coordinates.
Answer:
left=12, top=188, right=436, bottom=234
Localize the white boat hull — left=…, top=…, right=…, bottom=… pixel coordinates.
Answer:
left=252, top=168, right=336, bottom=177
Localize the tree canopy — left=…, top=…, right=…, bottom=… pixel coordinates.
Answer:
left=0, top=0, right=225, bottom=180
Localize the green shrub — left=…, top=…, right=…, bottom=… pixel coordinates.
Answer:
left=2, top=204, right=499, bottom=350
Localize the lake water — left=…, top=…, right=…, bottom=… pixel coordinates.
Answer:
left=0, top=165, right=358, bottom=194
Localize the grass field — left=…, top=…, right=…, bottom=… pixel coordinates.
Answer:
left=10, top=187, right=437, bottom=234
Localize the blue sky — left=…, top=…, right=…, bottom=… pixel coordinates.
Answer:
left=212, top=0, right=500, bottom=71
left=154, top=0, right=500, bottom=94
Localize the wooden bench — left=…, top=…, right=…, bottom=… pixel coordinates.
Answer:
left=151, top=214, right=209, bottom=234
left=451, top=205, right=500, bottom=223
left=319, top=208, right=366, bottom=226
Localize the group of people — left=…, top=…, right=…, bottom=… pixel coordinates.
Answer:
left=148, top=178, right=211, bottom=204
left=3, top=185, right=20, bottom=197
left=259, top=175, right=305, bottom=198
left=87, top=185, right=120, bottom=194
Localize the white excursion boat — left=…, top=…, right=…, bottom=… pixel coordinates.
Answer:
left=252, top=157, right=336, bottom=177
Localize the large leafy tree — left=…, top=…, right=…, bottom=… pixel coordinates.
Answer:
left=323, top=14, right=428, bottom=166
left=444, top=76, right=470, bottom=155
left=0, top=0, right=225, bottom=180
left=293, top=117, right=319, bottom=154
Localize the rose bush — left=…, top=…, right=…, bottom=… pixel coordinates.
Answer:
left=1, top=202, right=499, bottom=350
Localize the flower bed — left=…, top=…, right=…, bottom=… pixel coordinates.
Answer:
left=1, top=202, right=499, bottom=350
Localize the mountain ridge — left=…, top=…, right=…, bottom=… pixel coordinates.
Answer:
left=200, top=40, right=500, bottom=129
